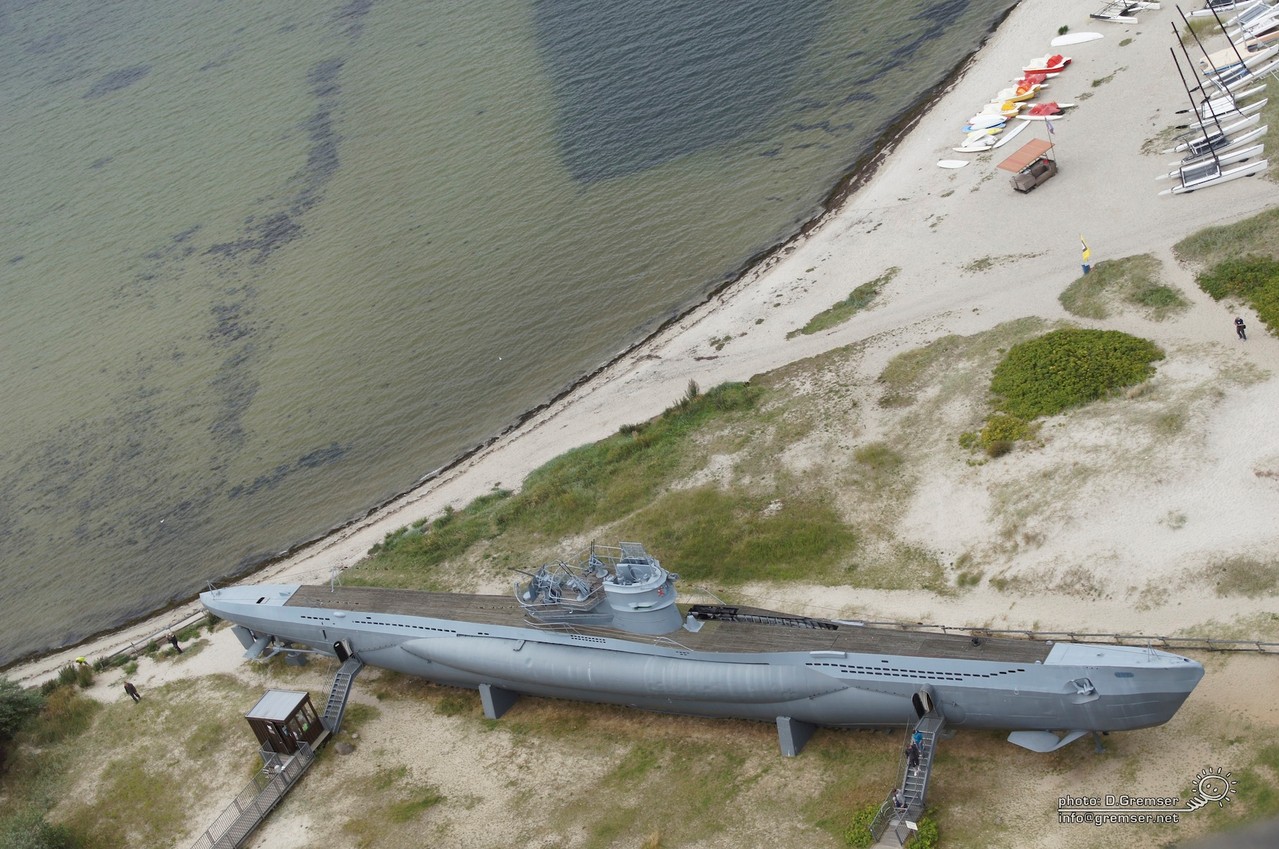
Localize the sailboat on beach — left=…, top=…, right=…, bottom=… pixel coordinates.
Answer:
left=1159, top=46, right=1267, bottom=194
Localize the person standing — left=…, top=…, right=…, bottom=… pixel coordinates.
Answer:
left=1235, top=317, right=1247, bottom=340
left=167, top=632, right=182, bottom=654
left=123, top=681, right=141, bottom=702
left=906, top=741, right=921, bottom=773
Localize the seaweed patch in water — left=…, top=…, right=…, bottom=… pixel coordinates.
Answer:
left=334, top=0, right=375, bottom=41
left=298, top=442, right=348, bottom=469
left=228, top=441, right=352, bottom=498
left=206, top=58, right=344, bottom=264
left=84, top=65, right=151, bottom=99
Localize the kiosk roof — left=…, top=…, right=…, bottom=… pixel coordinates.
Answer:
left=998, top=137, right=1054, bottom=172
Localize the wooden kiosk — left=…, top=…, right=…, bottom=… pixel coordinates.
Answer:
left=244, top=689, right=325, bottom=756
left=998, top=137, right=1057, bottom=193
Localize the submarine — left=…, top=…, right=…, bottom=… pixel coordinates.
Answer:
left=201, top=542, right=1203, bottom=755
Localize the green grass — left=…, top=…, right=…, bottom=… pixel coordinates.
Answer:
left=357, top=381, right=765, bottom=585
left=960, top=254, right=1037, bottom=274
left=1208, top=556, right=1279, bottom=598
left=352, top=378, right=872, bottom=592
left=549, top=738, right=757, bottom=849
left=1182, top=19, right=1220, bottom=44
left=1059, top=254, right=1187, bottom=320
left=990, top=328, right=1163, bottom=420
left=1, top=674, right=265, bottom=849
left=341, top=767, right=446, bottom=846
left=876, top=317, right=1046, bottom=408
left=25, top=686, right=100, bottom=746
left=1175, top=206, right=1279, bottom=268
left=957, top=328, right=1162, bottom=457
left=0, top=807, right=77, bottom=849
left=789, top=267, right=899, bottom=338
left=1194, top=255, right=1279, bottom=337
left=60, top=758, right=189, bottom=847
left=625, top=484, right=857, bottom=585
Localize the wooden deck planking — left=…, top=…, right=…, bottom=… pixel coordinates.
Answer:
left=288, top=585, right=1050, bottom=663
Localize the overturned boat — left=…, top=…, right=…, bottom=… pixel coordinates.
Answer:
left=202, top=542, right=1203, bottom=756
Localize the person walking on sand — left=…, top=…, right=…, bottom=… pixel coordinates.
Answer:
left=123, top=681, right=141, bottom=702
left=167, top=632, right=182, bottom=654
left=1235, top=317, right=1247, bottom=340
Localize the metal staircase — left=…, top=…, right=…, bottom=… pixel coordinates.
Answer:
left=189, top=652, right=366, bottom=849
left=188, top=744, right=316, bottom=849
left=321, top=655, right=364, bottom=734
left=868, top=710, right=945, bottom=847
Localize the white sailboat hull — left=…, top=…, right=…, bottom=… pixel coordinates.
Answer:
left=1166, top=123, right=1268, bottom=165
left=1155, top=143, right=1264, bottom=179
left=1158, top=158, right=1268, bottom=194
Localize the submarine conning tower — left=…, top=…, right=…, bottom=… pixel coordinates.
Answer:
left=513, top=542, right=682, bottom=635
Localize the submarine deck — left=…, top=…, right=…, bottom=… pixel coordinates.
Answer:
left=287, top=585, right=1050, bottom=664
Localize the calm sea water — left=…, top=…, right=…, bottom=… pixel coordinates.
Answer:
left=0, top=0, right=1014, bottom=666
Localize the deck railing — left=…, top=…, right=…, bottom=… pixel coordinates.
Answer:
left=832, top=620, right=1279, bottom=654
left=187, top=743, right=315, bottom=849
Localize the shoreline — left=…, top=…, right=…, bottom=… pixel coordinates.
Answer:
left=0, top=5, right=1019, bottom=676
left=10, top=0, right=1279, bottom=687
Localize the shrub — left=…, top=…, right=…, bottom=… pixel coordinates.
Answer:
left=914, top=811, right=941, bottom=849
left=990, top=328, right=1163, bottom=420
left=985, top=439, right=1014, bottom=458
left=1196, top=255, right=1279, bottom=300
left=0, top=809, right=77, bottom=849
left=979, top=413, right=1031, bottom=455
left=843, top=802, right=880, bottom=848
left=1196, top=255, right=1279, bottom=335
left=28, top=686, right=100, bottom=746
left=0, top=679, right=44, bottom=741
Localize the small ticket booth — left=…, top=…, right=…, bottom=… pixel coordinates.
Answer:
left=998, top=137, right=1057, bottom=193
left=245, top=689, right=323, bottom=755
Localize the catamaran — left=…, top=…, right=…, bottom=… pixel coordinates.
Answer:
left=1155, top=142, right=1265, bottom=179
left=1187, top=0, right=1263, bottom=19
left=1160, top=46, right=1270, bottom=194
left=1091, top=1, right=1153, bottom=23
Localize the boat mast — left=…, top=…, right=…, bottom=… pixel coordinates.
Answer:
left=1187, top=2, right=1249, bottom=72
left=1173, top=24, right=1232, bottom=139
left=1170, top=46, right=1225, bottom=170
left=1179, top=5, right=1247, bottom=98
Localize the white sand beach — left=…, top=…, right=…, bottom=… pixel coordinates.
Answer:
left=7, top=1, right=1279, bottom=846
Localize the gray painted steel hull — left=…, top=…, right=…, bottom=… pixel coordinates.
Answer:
left=202, top=583, right=1203, bottom=745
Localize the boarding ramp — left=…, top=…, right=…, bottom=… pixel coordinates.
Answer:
left=189, top=653, right=363, bottom=849
left=188, top=744, right=316, bottom=849
left=321, top=654, right=364, bottom=734
left=868, top=711, right=945, bottom=847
